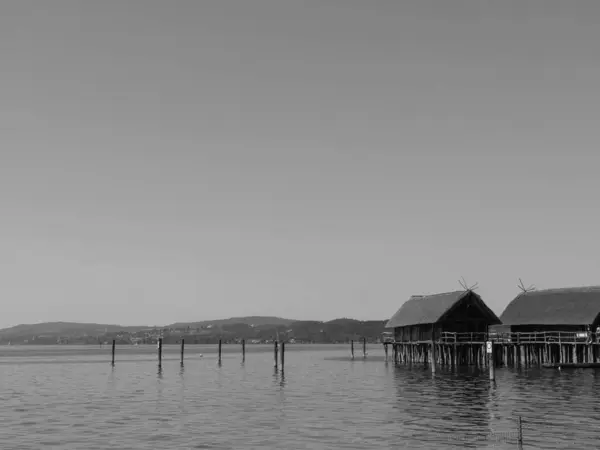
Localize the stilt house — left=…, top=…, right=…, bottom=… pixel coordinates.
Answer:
left=385, top=290, right=501, bottom=342
left=499, top=286, right=600, bottom=333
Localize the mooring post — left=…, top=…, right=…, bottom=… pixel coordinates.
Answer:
left=158, top=337, right=163, bottom=368
left=487, top=340, right=495, bottom=381
left=218, top=339, right=222, bottom=363
left=351, top=340, right=355, bottom=359
left=274, top=340, right=279, bottom=368
left=281, top=341, right=285, bottom=370
left=362, top=337, right=367, bottom=358
left=180, top=339, right=185, bottom=365
left=111, top=339, right=116, bottom=365
left=431, top=326, right=436, bottom=373
left=517, top=416, right=523, bottom=447
left=242, top=339, right=246, bottom=360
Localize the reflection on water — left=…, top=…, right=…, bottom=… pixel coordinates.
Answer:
left=271, top=367, right=286, bottom=389
left=0, top=345, right=597, bottom=449
left=279, top=371, right=286, bottom=388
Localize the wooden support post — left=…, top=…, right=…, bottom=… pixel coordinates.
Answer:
left=111, top=339, right=115, bottom=365
left=558, top=334, right=562, bottom=363
left=242, top=339, right=246, bottom=360
left=351, top=340, right=354, bottom=359
left=362, top=337, right=367, bottom=358
left=158, top=337, right=163, bottom=367
left=218, top=339, right=222, bottom=363
left=281, top=341, right=285, bottom=370
left=487, top=340, right=495, bottom=381
left=180, top=339, right=185, bottom=365
left=431, top=326, right=436, bottom=373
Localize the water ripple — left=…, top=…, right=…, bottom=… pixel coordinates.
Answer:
left=0, top=345, right=596, bottom=449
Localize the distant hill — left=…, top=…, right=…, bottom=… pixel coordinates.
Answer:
left=284, top=319, right=387, bottom=343
left=0, top=317, right=388, bottom=344
left=0, top=317, right=297, bottom=341
left=0, top=322, right=149, bottom=343
left=0, top=322, right=147, bottom=336
left=168, top=316, right=296, bottom=328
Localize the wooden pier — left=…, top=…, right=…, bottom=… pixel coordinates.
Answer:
left=390, top=331, right=600, bottom=368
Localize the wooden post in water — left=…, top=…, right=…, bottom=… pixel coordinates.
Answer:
left=431, top=326, right=436, bottom=374
left=487, top=340, right=495, bottom=381
left=274, top=340, right=279, bottom=368
left=180, top=339, right=185, bottom=365
left=281, top=341, right=285, bottom=370
left=350, top=340, right=355, bottom=359
left=158, top=338, right=163, bottom=368
left=111, top=339, right=115, bottom=365
left=362, top=337, right=367, bottom=358
left=517, top=416, right=523, bottom=447
left=242, top=339, right=246, bottom=360
left=218, top=339, right=222, bottom=363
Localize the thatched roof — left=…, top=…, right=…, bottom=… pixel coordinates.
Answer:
left=385, top=290, right=500, bottom=328
left=500, top=286, right=600, bottom=326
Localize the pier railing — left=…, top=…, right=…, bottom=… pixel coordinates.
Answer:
left=487, top=331, right=593, bottom=344
left=432, top=331, right=595, bottom=344
left=438, top=332, right=488, bottom=343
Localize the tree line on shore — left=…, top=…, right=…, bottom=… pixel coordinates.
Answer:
left=0, top=317, right=388, bottom=345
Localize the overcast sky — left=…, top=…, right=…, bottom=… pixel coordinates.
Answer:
left=1, top=0, right=599, bottom=328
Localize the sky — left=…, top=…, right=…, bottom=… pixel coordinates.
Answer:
left=1, top=0, right=600, bottom=328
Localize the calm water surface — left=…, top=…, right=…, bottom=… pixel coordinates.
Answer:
left=0, top=344, right=597, bottom=449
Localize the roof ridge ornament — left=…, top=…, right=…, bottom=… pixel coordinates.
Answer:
left=458, top=277, right=479, bottom=292
left=518, top=278, right=536, bottom=294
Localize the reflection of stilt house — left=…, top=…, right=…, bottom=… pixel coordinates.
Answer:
left=385, top=290, right=501, bottom=343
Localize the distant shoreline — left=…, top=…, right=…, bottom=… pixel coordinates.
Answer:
left=0, top=317, right=387, bottom=346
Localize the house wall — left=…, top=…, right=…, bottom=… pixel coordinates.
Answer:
left=437, top=320, right=488, bottom=333
left=509, top=324, right=586, bottom=333
left=394, top=325, right=433, bottom=342
left=439, top=297, right=493, bottom=333
left=393, top=323, right=486, bottom=342
left=489, top=324, right=510, bottom=335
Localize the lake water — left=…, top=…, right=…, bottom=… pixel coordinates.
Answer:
left=0, top=344, right=595, bottom=449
